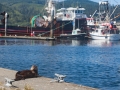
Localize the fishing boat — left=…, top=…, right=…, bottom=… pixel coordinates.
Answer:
left=90, top=24, right=120, bottom=40
left=0, top=0, right=92, bottom=37
left=59, top=28, right=86, bottom=39
left=89, top=1, right=120, bottom=40
left=58, top=18, right=86, bottom=39
left=31, top=0, right=88, bottom=36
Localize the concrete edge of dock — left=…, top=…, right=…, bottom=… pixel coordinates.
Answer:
left=0, top=67, right=98, bottom=90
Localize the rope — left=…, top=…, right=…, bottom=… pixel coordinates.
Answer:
left=38, top=21, right=72, bottom=36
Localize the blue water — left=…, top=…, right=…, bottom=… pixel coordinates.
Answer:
left=0, top=39, right=120, bottom=90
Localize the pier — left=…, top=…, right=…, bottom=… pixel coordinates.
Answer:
left=0, top=36, right=55, bottom=40
left=0, top=68, right=97, bottom=90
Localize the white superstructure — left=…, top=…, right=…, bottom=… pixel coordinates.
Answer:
left=56, top=7, right=87, bottom=21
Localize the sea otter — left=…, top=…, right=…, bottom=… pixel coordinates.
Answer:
left=15, top=65, right=39, bottom=81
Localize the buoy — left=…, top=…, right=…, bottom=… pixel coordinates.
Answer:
left=30, top=33, right=33, bottom=37
left=109, top=24, right=112, bottom=29
left=30, top=31, right=35, bottom=37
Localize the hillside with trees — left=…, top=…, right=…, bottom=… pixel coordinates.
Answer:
left=0, top=0, right=120, bottom=26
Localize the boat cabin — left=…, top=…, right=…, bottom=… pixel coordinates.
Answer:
left=72, top=28, right=81, bottom=35
left=92, top=25, right=120, bottom=35
left=56, top=7, right=87, bottom=21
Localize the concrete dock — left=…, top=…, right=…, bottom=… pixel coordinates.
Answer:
left=0, top=68, right=98, bottom=90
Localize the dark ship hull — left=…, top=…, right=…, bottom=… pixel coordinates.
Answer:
left=0, top=18, right=87, bottom=37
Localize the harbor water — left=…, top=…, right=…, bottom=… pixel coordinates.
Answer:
left=0, top=39, right=120, bottom=90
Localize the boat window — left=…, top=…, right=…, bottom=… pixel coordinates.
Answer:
left=75, top=10, right=77, bottom=13
left=96, top=30, right=98, bottom=32
left=82, top=10, right=83, bottom=13
left=78, top=10, right=82, bottom=13
left=77, top=31, right=81, bottom=33
left=90, top=20, right=93, bottom=22
left=113, top=25, right=116, bottom=28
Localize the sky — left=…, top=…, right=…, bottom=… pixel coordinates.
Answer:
left=90, top=0, right=120, bottom=5
left=57, top=0, right=120, bottom=5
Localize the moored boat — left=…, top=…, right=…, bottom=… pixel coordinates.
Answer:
left=90, top=25, right=120, bottom=40
left=58, top=18, right=87, bottom=39
left=0, top=0, right=93, bottom=37
left=89, top=1, right=120, bottom=41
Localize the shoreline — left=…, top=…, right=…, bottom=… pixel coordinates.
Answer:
left=0, top=67, right=98, bottom=90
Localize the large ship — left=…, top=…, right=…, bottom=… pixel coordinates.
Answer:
left=0, top=0, right=93, bottom=37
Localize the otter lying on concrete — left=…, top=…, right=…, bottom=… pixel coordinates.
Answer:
left=15, top=65, right=39, bottom=81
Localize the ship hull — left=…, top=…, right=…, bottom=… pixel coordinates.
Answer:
left=58, top=33, right=86, bottom=40
left=0, top=18, right=87, bottom=37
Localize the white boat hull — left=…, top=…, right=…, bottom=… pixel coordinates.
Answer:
left=59, top=33, right=86, bottom=39
left=90, top=34, right=120, bottom=41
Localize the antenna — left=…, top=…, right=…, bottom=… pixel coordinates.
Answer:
left=63, top=0, right=64, bottom=8
left=77, top=1, right=78, bottom=6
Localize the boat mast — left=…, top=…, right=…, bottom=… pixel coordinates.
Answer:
left=99, top=1, right=102, bottom=24
left=99, top=1, right=110, bottom=23
left=73, top=18, right=75, bottom=30
left=49, top=0, right=56, bottom=38
left=105, top=1, right=110, bottom=23
left=63, top=0, right=64, bottom=8
left=45, top=0, right=56, bottom=22
left=77, top=2, right=79, bottom=29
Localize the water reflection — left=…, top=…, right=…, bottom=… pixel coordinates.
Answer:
left=59, top=39, right=120, bottom=47
left=58, top=39, right=88, bottom=46
left=0, top=38, right=120, bottom=90
left=88, top=40, right=120, bottom=47
left=0, top=39, right=120, bottom=47
left=0, top=39, right=57, bottom=46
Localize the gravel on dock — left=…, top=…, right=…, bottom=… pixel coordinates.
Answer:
left=0, top=68, right=98, bottom=90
